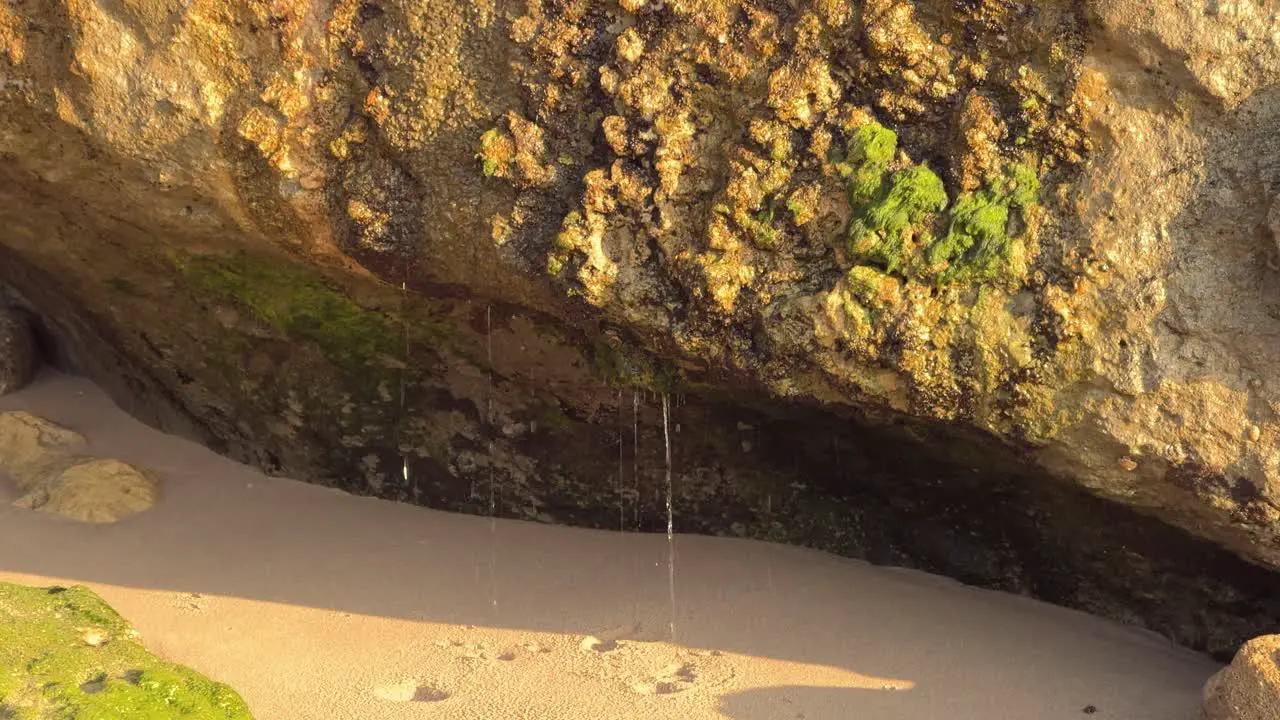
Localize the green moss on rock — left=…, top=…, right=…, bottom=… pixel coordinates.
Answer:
left=746, top=203, right=780, bottom=250
left=838, top=122, right=947, bottom=273
left=849, top=164, right=948, bottom=273
left=0, top=583, right=253, bottom=719
left=590, top=340, right=682, bottom=393
left=837, top=118, right=1041, bottom=285
left=838, top=122, right=897, bottom=208
left=179, top=251, right=397, bottom=375
left=928, top=163, right=1040, bottom=283
left=477, top=128, right=510, bottom=178
left=531, top=403, right=573, bottom=435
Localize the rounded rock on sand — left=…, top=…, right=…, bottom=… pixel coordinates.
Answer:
left=14, top=458, right=160, bottom=523
left=1201, top=634, right=1280, bottom=720
left=0, top=411, right=88, bottom=486
left=0, top=306, right=39, bottom=396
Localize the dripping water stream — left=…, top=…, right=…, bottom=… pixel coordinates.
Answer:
left=631, top=390, right=641, bottom=624
left=398, top=279, right=413, bottom=502
left=617, top=389, right=624, bottom=534
left=486, top=304, right=498, bottom=614
left=662, top=392, right=676, bottom=643
left=632, top=391, right=640, bottom=530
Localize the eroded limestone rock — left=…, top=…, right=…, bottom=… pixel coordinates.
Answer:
left=2, top=0, right=1280, bottom=661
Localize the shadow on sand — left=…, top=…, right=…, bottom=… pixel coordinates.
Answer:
left=0, top=373, right=1216, bottom=720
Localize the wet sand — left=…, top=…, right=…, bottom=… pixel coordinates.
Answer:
left=0, top=372, right=1218, bottom=719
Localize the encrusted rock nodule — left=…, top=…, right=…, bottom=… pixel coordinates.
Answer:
left=0, top=306, right=38, bottom=396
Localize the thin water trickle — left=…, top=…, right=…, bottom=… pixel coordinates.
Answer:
left=486, top=304, right=495, bottom=517
left=486, top=521, right=497, bottom=618
left=632, top=390, right=640, bottom=531
left=834, top=435, right=841, bottom=477
left=486, top=304, right=498, bottom=614
left=618, top=389, right=625, bottom=533
left=398, top=280, right=415, bottom=502
left=631, top=389, right=641, bottom=624
left=663, top=394, right=673, bottom=541
left=662, top=392, right=676, bottom=643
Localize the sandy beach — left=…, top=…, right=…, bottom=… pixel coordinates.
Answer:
left=0, top=372, right=1219, bottom=719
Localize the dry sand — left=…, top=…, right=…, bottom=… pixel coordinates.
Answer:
left=0, top=372, right=1219, bottom=720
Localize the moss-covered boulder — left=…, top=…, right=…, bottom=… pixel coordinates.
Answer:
left=0, top=583, right=253, bottom=719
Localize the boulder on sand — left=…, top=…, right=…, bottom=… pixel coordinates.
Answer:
left=1202, top=635, right=1280, bottom=720
left=0, top=411, right=159, bottom=523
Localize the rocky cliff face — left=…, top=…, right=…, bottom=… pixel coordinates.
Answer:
left=3, top=0, right=1280, bottom=659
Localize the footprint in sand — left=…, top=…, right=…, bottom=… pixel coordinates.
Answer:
left=631, top=662, right=698, bottom=696
left=627, top=654, right=737, bottom=697
left=373, top=680, right=450, bottom=703
left=520, top=641, right=553, bottom=655
left=433, top=639, right=525, bottom=664
left=172, top=592, right=208, bottom=612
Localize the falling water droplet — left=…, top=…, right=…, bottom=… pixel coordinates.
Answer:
left=490, top=511, right=499, bottom=613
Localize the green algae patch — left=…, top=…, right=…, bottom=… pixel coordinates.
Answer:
left=839, top=122, right=947, bottom=274
left=178, top=251, right=397, bottom=375
left=837, top=120, right=1041, bottom=285
left=928, top=164, right=1040, bottom=284
left=477, top=128, right=510, bottom=178
left=837, top=122, right=897, bottom=210
left=589, top=339, right=683, bottom=393
left=0, top=583, right=254, bottom=719
left=745, top=203, right=780, bottom=250
left=531, top=403, right=573, bottom=436
left=849, top=165, right=948, bottom=273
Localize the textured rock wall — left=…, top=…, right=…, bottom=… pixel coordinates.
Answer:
left=4, top=0, right=1280, bottom=659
